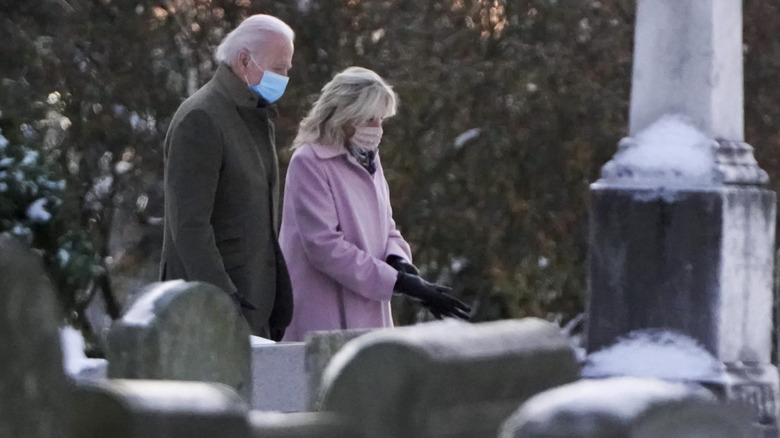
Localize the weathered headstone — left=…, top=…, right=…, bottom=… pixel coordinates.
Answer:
left=106, top=280, right=252, bottom=401
left=248, top=411, right=364, bottom=438
left=631, top=399, right=757, bottom=438
left=499, top=377, right=753, bottom=438
left=587, top=0, right=778, bottom=434
left=318, top=318, right=579, bottom=438
left=0, top=233, right=69, bottom=438
left=305, top=328, right=374, bottom=409
left=251, top=340, right=307, bottom=412
left=70, top=379, right=249, bottom=438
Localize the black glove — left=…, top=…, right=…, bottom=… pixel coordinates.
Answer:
left=393, top=272, right=471, bottom=321
left=386, top=254, right=420, bottom=276
left=269, top=327, right=286, bottom=342
left=230, top=292, right=257, bottom=312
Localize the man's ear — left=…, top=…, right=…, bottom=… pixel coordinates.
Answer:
left=236, top=50, right=249, bottom=73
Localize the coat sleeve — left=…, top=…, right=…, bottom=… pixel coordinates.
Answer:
left=165, top=109, right=236, bottom=295
left=381, top=176, right=413, bottom=263
left=286, top=153, right=398, bottom=302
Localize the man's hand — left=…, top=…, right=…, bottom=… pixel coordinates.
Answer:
left=269, top=327, right=285, bottom=342
left=230, top=292, right=257, bottom=312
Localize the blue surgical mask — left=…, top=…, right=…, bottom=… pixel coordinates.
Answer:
left=247, top=56, right=289, bottom=103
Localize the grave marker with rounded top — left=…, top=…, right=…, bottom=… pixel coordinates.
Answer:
left=318, top=318, right=579, bottom=438
left=106, top=280, right=252, bottom=401
left=0, top=233, right=69, bottom=438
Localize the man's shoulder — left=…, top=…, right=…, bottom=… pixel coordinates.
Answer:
left=177, top=81, right=229, bottom=116
left=168, top=84, right=232, bottom=132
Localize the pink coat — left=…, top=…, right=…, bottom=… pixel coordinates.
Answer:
left=279, top=143, right=412, bottom=341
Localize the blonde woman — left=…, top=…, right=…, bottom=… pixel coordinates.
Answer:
left=279, top=67, right=470, bottom=341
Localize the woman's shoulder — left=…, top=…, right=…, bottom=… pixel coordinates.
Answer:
left=294, top=142, right=347, bottom=161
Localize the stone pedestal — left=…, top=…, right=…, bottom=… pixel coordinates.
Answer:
left=587, top=185, right=775, bottom=363
left=587, top=137, right=779, bottom=435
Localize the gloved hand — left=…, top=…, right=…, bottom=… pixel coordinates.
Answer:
left=393, top=272, right=471, bottom=321
left=386, top=254, right=420, bottom=276
left=230, top=292, right=257, bottom=312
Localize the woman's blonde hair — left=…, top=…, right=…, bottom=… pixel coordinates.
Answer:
left=292, top=67, right=398, bottom=151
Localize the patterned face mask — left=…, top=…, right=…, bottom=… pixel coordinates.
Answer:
left=349, top=126, right=383, bottom=151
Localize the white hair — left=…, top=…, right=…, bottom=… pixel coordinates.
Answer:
left=292, top=67, right=398, bottom=151
left=215, top=14, right=294, bottom=65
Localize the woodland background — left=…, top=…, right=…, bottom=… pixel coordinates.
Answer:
left=1, top=0, right=779, bottom=351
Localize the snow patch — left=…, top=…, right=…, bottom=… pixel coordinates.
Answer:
left=26, top=198, right=51, bottom=222
left=601, top=115, right=717, bottom=186
left=454, top=128, right=481, bottom=149
left=21, top=150, right=39, bottom=166
left=251, top=335, right=276, bottom=347
left=582, top=329, right=725, bottom=383
left=514, top=377, right=712, bottom=422
left=59, top=326, right=107, bottom=379
left=57, top=248, right=71, bottom=266
left=122, top=282, right=175, bottom=326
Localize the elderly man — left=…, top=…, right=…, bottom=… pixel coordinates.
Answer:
left=160, top=14, right=294, bottom=341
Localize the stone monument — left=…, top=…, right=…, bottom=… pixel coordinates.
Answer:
left=586, top=0, right=778, bottom=435
left=318, top=318, right=579, bottom=438
left=0, top=234, right=69, bottom=438
left=106, top=281, right=252, bottom=401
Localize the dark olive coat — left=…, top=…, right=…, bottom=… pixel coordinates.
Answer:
left=160, top=63, right=292, bottom=337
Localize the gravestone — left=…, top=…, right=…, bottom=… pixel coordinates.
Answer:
left=0, top=233, right=69, bottom=438
left=499, top=377, right=753, bottom=438
left=107, top=280, right=252, bottom=401
left=248, top=412, right=364, bottom=438
left=586, top=0, right=779, bottom=434
left=318, top=318, right=579, bottom=438
left=70, top=379, right=249, bottom=438
left=250, top=340, right=307, bottom=412
left=305, top=328, right=374, bottom=409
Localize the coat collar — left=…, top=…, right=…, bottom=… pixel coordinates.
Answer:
left=308, top=143, right=381, bottom=176
left=309, top=142, right=349, bottom=159
left=213, top=63, right=276, bottom=114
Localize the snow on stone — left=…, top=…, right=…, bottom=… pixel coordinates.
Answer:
left=454, top=128, right=481, bottom=149
left=514, top=377, right=713, bottom=422
left=122, top=282, right=175, bottom=326
left=26, top=198, right=51, bottom=222
left=0, top=157, right=12, bottom=167
left=0, top=130, right=8, bottom=150
left=59, top=326, right=107, bottom=379
left=581, top=329, right=725, bottom=383
left=251, top=335, right=276, bottom=346
left=601, top=114, right=716, bottom=185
